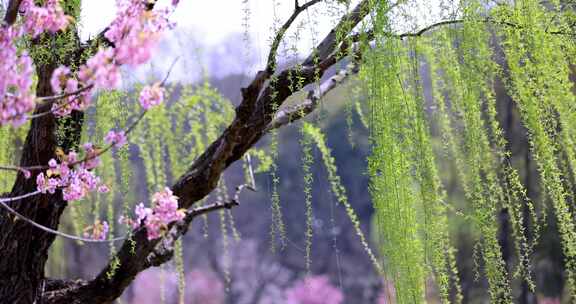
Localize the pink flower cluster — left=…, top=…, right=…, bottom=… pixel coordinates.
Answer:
left=104, top=130, right=127, bottom=147
left=139, top=84, right=165, bottom=110
left=83, top=219, right=110, bottom=240
left=36, top=144, right=108, bottom=202
left=47, top=0, right=178, bottom=119
left=1, top=0, right=178, bottom=126
left=79, top=48, right=121, bottom=90
left=123, top=188, right=185, bottom=240
left=105, top=0, right=175, bottom=66
left=285, top=276, right=344, bottom=304
left=0, top=27, right=35, bottom=126
left=50, top=66, right=91, bottom=116
left=21, top=0, right=71, bottom=38
left=0, top=0, right=68, bottom=126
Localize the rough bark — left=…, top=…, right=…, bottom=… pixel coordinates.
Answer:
left=0, top=64, right=85, bottom=302
left=0, top=1, right=86, bottom=300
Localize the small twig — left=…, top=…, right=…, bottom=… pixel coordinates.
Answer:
left=188, top=183, right=255, bottom=218
left=36, top=85, right=94, bottom=102
left=160, top=57, right=180, bottom=86
left=244, top=154, right=257, bottom=190
left=0, top=190, right=126, bottom=243
left=0, top=190, right=41, bottom=203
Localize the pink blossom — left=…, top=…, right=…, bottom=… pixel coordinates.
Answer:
left=105, top=1, right=175, bottom=66
left=142, top=214, right=163, bottom=240
left=66, top=151, right=78, bottom=163
left=82, top=143, right=101, bottom=170
left=36, top=172, right=57, bottom=194
left=151, top=188, right=182, bottom=222
left=50, top=66, right=71, bottom=94
left=48, top=158, right=58, bottom=168
left=119, top=215, right=135, bottom=228
left=98, top=184, right=110, bottom=193
left=62, top=169, right=101, bottom=201
left=21, top=0, right=71, bottom=38
left=134, top=203, right=152, bottom=224
left=79, top=48, right=120, bottom=90
left=129, top=188, right=184, bottom=240
left=51, top=77, right=93, bottom=117
left=83, top=220, right=109, bottom=240
left=104, top=130, right=127, bottom=147
left=285, top=276, right=343, bottom=304
left=139, top=84, right=164, bottom=110
left=35, top=146, right=107, bottom=202
left=0, top=26, right=35, bottom=126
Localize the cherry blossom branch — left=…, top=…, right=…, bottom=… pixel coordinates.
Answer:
left=36, top=85, right=94, bottom=102
left=146, top=183, right=256, bottom=267
left=27, top=90, right=92, bottom=120
left=0, top=109, right=152, bottom=244
left=160, top=57, right=180, bottom=86
left=5, top=55, right=176, bottom=124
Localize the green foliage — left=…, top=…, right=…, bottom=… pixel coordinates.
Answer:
left=175, top=239, right=185, bottom=304
left=300, top=124, right=315, bottom=273
left=494, top=0, right=576, bottom=297
left=362, top=39, right=428, bottom=303
left=302, top=122, right=383, bottom=275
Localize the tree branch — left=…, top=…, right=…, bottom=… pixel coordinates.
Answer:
left=302, top=0, right=372, bottom=66
left=3, top=0, right=22, bottom=26
left=266, top=0, right=323, bottom=73
left=266, top=63, right=357, bottom=131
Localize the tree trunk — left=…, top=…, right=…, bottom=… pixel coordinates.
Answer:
left=0, top=59, right=84, bottom=303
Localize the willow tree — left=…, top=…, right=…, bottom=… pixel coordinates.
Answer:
left=0, top=0, right=575, bottom=303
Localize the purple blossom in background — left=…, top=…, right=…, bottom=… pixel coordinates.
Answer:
left=377, top=280, right=396, bottom=304
left=285, top=275, right=343, bottom=304
left=130, top=269, right=223, bottom=304
left=131, top=269, right=178, bottom=304
left=184, top=270, right=225, bottom=304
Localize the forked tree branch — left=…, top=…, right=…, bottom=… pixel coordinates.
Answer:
left=266, top=0, right=323, bottom=73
